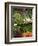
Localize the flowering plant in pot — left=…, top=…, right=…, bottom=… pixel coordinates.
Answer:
left=11, top=8, right=32, bottom=37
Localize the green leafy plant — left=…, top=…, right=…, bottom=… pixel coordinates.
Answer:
left=11, top=8, right=32, bottom=37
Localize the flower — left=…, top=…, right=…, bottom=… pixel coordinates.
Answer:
left=26, top=18, right=32, bottom=22
left=14, top=24, right=17, bottom=26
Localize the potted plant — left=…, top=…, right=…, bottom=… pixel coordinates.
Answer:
left=12, top=8, right=32, bottom=37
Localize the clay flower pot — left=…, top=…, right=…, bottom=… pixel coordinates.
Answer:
left=28, top=32, right=32, bottom=37
left=22, top=32, right=32, bottom=37
left=22, top=33, right=27, bottom=37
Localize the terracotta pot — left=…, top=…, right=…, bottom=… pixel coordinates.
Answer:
left=22, top=32, right=32, bottom=37
left=28, top=32, right=32, bottom=37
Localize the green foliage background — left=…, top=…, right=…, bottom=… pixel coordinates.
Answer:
left=11, top=8, right=32, bottom=35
